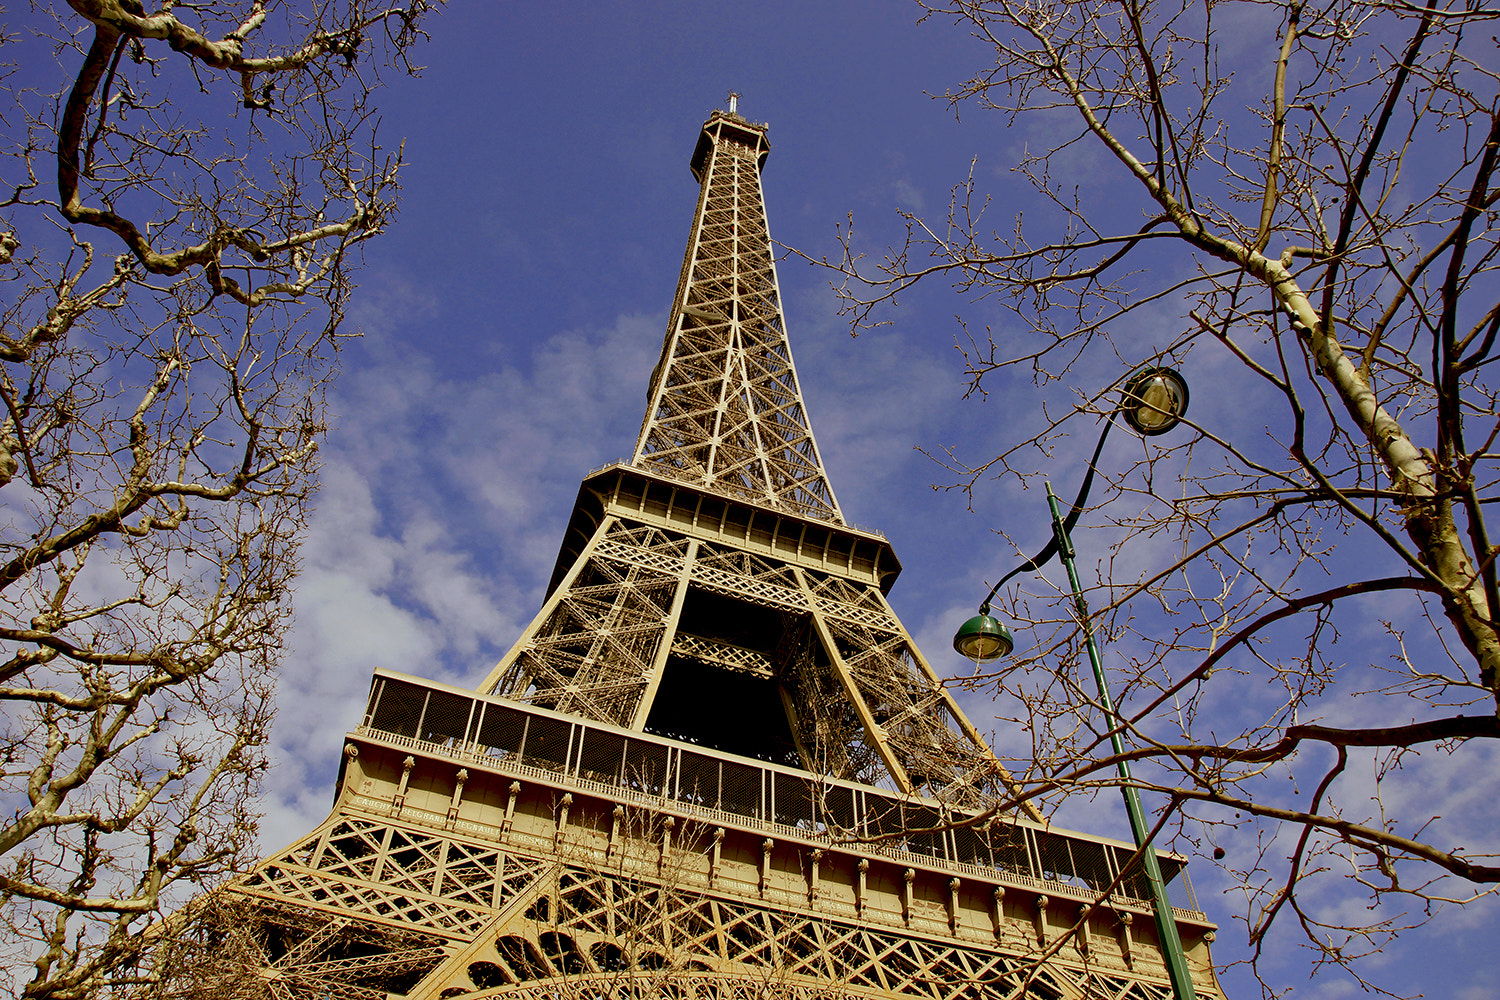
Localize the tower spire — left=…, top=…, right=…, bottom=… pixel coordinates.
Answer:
left=633, top=109, right=843, bottom=523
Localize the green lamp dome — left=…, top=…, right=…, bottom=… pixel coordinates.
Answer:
left=952, top=613, right=1014, bottom=663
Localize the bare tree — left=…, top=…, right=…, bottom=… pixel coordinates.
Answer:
left=811, top=0, right=1500, bottom=993
left=0, top=3, right=435, bottom=997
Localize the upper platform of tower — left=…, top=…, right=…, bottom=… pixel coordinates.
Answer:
left=689, top=108, right=770, bottom=181
left=631, top=107, right=845, bottom=525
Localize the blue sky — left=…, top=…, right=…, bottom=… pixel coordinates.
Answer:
left=255, top=6, right=1500, bottom=1000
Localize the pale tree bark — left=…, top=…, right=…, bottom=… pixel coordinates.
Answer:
left=806, top=0, right=1500, bottom=991
left=0, top=2, right=436, bottom=997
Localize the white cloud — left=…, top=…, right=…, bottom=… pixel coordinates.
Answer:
left=256, top=304, right=661, bottom=844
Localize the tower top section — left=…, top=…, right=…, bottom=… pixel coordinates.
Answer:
left=689, top=107, right=769, bottom=182
left=634, top=108, right=843, bottom=523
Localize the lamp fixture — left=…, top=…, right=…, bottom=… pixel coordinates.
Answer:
left=1121, top=366, right=1190, bottom=436
left=949, top=363, right=1198, bottom=1000
left=952, top=608, right=1014, bottom=663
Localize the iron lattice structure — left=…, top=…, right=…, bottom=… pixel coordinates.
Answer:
left=633, top=111, right=840, bottom=522
left=169, top=107, right=1226, bottom=1000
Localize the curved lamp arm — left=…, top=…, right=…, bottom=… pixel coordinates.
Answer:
left=955, top=365, right=1189, bottom=664
left=976, top=413, right=1116, bottom=614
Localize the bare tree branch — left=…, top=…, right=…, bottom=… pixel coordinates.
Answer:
left=809, top=0, right=1500, bottom=990
left=0, top=3, right=438, bottom=996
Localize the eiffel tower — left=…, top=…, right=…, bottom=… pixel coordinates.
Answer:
left=184, top=103, right=1226, bottom=1000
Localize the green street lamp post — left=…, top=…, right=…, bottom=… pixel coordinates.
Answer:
left=953, top=366, right=1197, bottom=1000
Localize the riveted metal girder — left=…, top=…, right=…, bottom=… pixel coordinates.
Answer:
left=634, top=110, right=842, bottom=523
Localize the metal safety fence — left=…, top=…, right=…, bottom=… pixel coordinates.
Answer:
left=359, top=669, right=1199, bottom=916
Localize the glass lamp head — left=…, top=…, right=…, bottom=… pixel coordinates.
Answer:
left=952, top=613, right=1014, bottom=663
left=1121, top=366, right=1190, bottom=436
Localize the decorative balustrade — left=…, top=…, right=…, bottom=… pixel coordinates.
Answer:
left=359, top=668, right=1206, bottom=922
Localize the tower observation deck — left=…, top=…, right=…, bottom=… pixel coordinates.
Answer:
left=175, top=105, right=1225, bottom=1000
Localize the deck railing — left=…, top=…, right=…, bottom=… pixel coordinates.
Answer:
left=360, top=669, right=1204, bottom=921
